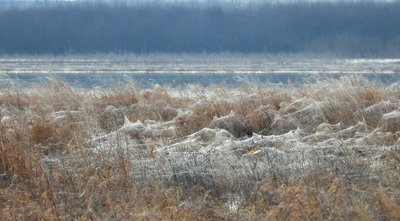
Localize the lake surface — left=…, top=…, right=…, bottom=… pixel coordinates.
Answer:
left=1, top=56, right=399, bottom=88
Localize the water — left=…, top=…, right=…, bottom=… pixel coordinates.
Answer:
left=1, top=56, right=399, bottom=89
left=2, top=72, right=400, bottom=89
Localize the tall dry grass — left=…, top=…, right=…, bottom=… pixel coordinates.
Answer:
left=0, top=78, right=399, bottom=220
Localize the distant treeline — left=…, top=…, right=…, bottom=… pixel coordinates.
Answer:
left=0, top=2, right=399, bottom=56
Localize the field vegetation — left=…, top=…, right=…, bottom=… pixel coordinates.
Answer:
left=0, top=78, right=399, bottom=220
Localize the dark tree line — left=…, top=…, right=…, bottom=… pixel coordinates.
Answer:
left=0, top=2, right=399, bottom=56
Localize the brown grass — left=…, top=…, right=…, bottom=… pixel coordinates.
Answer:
left=1, top=79, right=399, bottom=220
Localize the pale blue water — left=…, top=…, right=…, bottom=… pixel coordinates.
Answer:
left=2, top=72, right=399, bottom=89
left=1, top=57, right=399, bottom=88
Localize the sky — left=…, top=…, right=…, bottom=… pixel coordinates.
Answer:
left=0, top=0, right=397, bottom=3
left=0, top=0, right=398, bottom=7
left=0, top=0, right=397, bottom=8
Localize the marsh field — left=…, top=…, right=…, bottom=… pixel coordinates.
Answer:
left=0, top=55, right=399, bottom=220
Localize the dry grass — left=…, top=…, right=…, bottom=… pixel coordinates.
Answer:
left=0, top=78, right=399, bottom=220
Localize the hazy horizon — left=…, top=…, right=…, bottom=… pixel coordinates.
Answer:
left=0, top=0, right=399, bottom=57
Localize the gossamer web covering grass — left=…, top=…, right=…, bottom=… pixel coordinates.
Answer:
left=0, top=78, right=399, bottom=220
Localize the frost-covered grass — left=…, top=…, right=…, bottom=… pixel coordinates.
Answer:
left=1, top=78, right=399, bottom=220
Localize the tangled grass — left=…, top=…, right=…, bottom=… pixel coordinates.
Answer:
left=0, top=78, right=399, bottom=220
